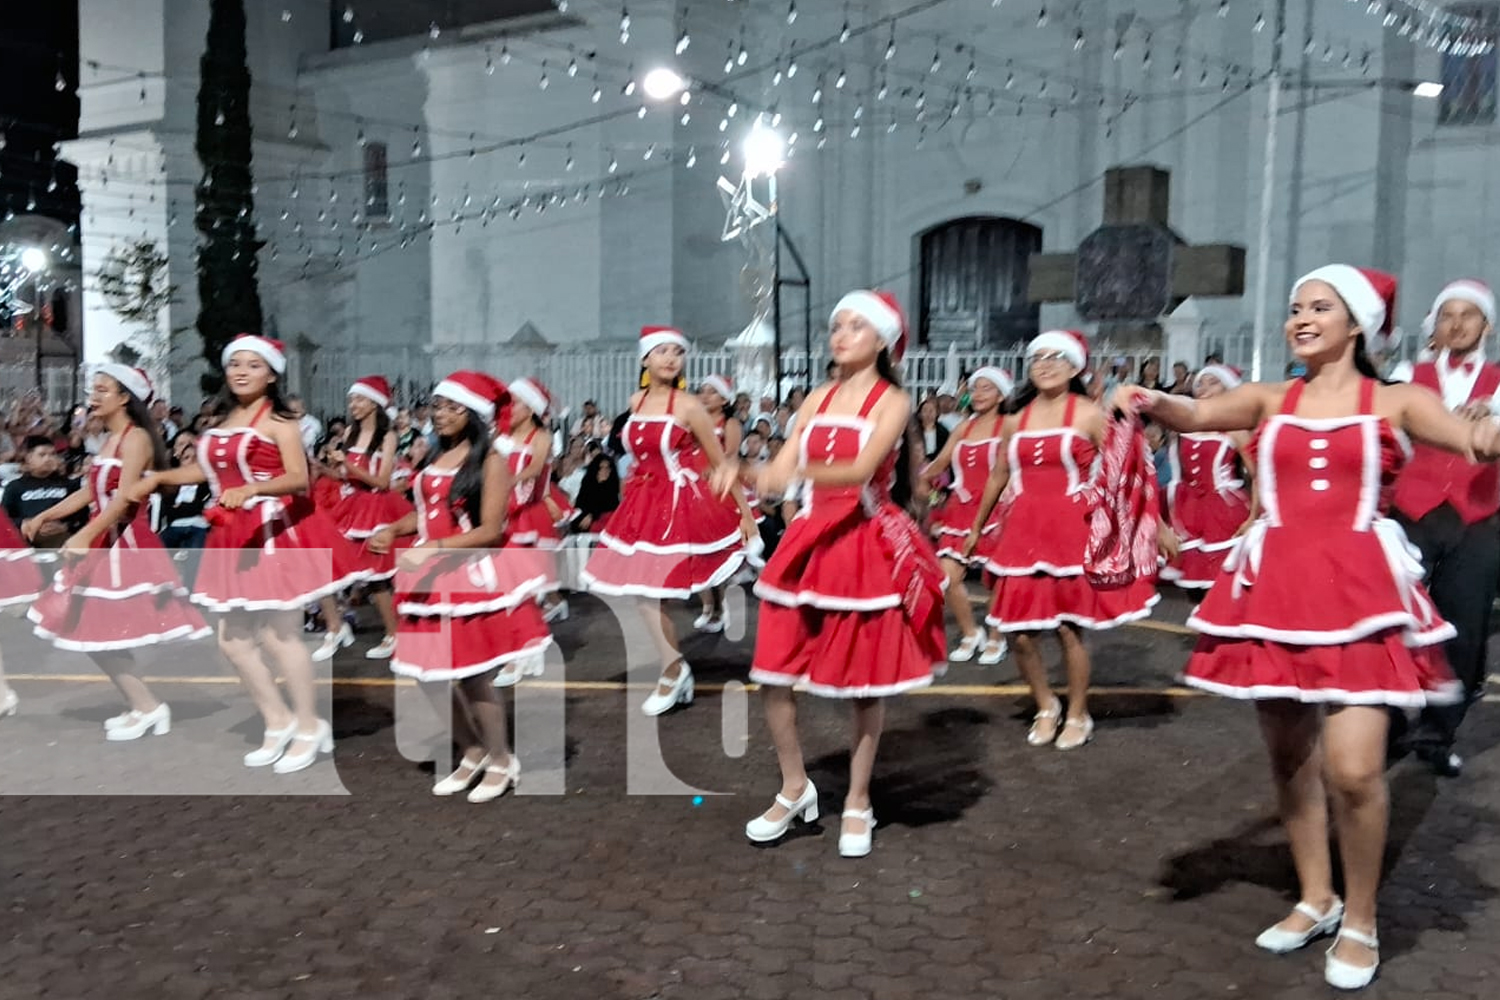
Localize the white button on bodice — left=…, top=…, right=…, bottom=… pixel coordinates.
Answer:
left=1310, top=479, right=1330, bottom=491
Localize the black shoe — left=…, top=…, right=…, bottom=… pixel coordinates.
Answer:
left=1415, top=746, right=1463, bottom=777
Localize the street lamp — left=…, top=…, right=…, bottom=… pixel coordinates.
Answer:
left=19, top=247, right=46, bottom=273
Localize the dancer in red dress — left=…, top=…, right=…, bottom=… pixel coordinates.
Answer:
left=313, top=376, right=412, bottom=662
left=965, top=331, right=1160, bottom=751
left=127, top=335, right=365, bottom=774
left=1117, top=265, right=1500, bottom=990
left=579, top=327, right=746, bottom=716
left=746, top=290, right=946, bottom=859
left=497, top=376, right=569, bottom=623
left=919, top=366, right=1014, bottom=664
left=0, top=449, right=45, bottom=722
left=370, top=371, right=551, bottom=802
left=25, top=366, right=210, bottom=739
left=1159, top=364, right=1254, bottom=589
left=685, top=373, right=759, bottom=633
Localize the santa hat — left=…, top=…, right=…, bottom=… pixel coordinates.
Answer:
left=1292, top=265, right=1397, bottom=340
left=639, top=325, right=689, bottom=360
left=348, top=375, right=392, bottom=408
left=96, top=363, right=154, bottom=403
left=1421, top=311, right=1436, bottom=342
left=432, top=370, right=509, bottom=423
left=830, top=289, right=909, bottom=359
left=509, top=376, right=552, bottom=418
left=968, top=366, right=1015, bottom=399
left=1431, top=278, right=1496, bottom=327
left=221, top=333, right=287, bottom=374
left=1026, top=329, right=1089, bottom=371
left=1194, top=364, right=1243, bottom=390
left=701, top=374, right=735, bottom=403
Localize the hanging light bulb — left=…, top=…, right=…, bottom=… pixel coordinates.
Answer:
left=637, top=105, right=647, bottom=118
left=773, top=67, right=783, bottom=86
left=724, top=42, right=735, bottom=74
left=501, top=43, right=511, bottom=64
left=788, top=57, right=798, bottom=78
left=215, top=109, right=226, bottom=126
left=568, top=57, right=578, bottom=77
left=539, top=61, right=549, bottom=89
left=608, top=152, right=618, bottom=173
left=1037, top=6, right=1049, bottom=28
left=931, top=48, right=942, bottom=74
left=592, top=80, right=602, bottom=103
left=850, top=124, right=861, bottom=139
left=812, top=81, right=823, bottom=103
left=836, top=69, right=847, bottom=88
left=55, top=70, right=67, bottom=92
left=353, top=28, right=364, bottom=43
left=853, top=103, right=864, bottom=120
left=486, top=49, right=495, bottom=74
left=686, top=146, right=697, bottom=168
left=620, top=7, right=631, bottom=44
left=737, top=40, right=748, bottom=65
left=677, top=28, right=690, bottom=55
left=728, top=101, right=739, bottom=117
left=281, top=9, right=292, bottom=22
left=813, top=116, right=824, bottom=132
left=644, top=143, right=655, bottom=160
left=1074, top=29, right=1085, bottom=51
left=1218, top=0, right=1229, bottom=17
left=877, top=77, right=889, bottom=101
left=343, top=4, right=354, bottom=23
left=787, top=1, right=798, bottom=25
left=429, top=21, right=440, bottom=40
left=1006, top=68, right=1016, bottom=88
left=719, top=116, right=729, bottom=132
left=886, top=26, right=897, bottom=60
left=840, top=18, right=851, bottom=44
left=967, top=60, right=978, bottom=81
left=1254, top=12, right=1266, bottom=32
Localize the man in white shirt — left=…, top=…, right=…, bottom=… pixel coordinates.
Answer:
left=286, top=395, right=322, bottom=453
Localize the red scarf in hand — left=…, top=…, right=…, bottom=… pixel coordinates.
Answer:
left=1084, top=412, right=1160, bottom=588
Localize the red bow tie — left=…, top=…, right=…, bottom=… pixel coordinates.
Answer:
left=1447, top=357, right=1476, bottom=376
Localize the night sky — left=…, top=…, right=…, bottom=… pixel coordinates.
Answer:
left=0, top=2, right=81, bottom=229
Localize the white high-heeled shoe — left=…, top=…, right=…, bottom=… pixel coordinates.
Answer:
left=700, top=606, right=729, bottom=634
left=432, top=754, right=491, bottom=796
left=1027, top=698, right=1063, bottom=746
left=244, top=724, right=297, bottom=767
left=977, top=637, right=1009, bottom=665
left=1055, top=714, right=1094, bottom=751
left=1325, top=926, right=1379, bottom=990
left=948, top=629, right=986, bottom=662
left=543, top=598, right=570, bottom=623
left=641, top=662, right=694, bottom=716
left=312, top=623, right=354, bottom=662
left=466, top=756, right=520, bottom=803
left=1, top=689, right=18, bottom=719
left=272, top=720, right=334, bottom=774
left=692, top=608, right=714, bottom=630
left=105, top=703, right=171, bottom=742
left=745, top=780, right=820, bottom=843
left=1255, top=898, right=1344, bottom=953
left=838, top=808, right=876, bottom=858
left=364, top=635, right=397, bottom=660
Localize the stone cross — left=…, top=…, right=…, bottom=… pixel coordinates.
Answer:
left=1027, top=165, right=1245, bottom=350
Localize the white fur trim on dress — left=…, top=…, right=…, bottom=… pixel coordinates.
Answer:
left=389, top=635, right=554, bottom=682
left=986, top=593, right=1161, bottom=633
left=1181, top=673, right=1463, bottom=708
left=748, top=668, right=939, bottom=699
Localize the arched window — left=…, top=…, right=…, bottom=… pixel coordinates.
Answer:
left=918, top=216, right=1041, bottom=348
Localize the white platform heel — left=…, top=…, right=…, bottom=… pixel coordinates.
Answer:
left=744, top=780, right=820, bottom=843
left=105, top=703, right=171, bottom=742
left=641, top=662, right=694, bottom=716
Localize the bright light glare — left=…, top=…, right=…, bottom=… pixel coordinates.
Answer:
left=1413, top=81, right=1444, bottom=98
left=642, top=67, right=687, bottom=101
left=742, top=119, right=785, bottom=178
left=19, top=247, right=46, bottom=272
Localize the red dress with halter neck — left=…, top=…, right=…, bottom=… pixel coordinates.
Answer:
left=580, top=389, right=745, bottom=598
left=751, top=382, right=947, bottom=697
left=0, top=515, right=40, bottom=609
left=192, top=403, right=368, bottom=611
left=329, top=443, right=415, bottom=580
left=1160, top=433, right=1252, bottom=589
left=1183, top=379, right=1459, bottom=706
left=978, top=396, right=1160, bottom=631
left=390, top=465, right=552, bottom=680
left=928, top=413, right=1007, bottom=563
left=28, top=430, right=210, bottom=650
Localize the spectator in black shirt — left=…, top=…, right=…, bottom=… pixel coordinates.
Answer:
left=3, top=437, right=84, bottom=547
left=159, top=432, right=212, bottom=550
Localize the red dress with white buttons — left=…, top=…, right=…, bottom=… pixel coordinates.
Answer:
left=495, top=428, right=564, bottom=590
left=979, top=396, right=1160, bottom=631
left=752, top=382, right=947, bottom=697
left=390, top=466, right=551, bottom=680
left=681, top=418, right=764, bottom=524
left=580, top=389, right=744, bottom=598
left=329, top=445, right=415, bottom=580
left=28, top=430, right=211, bottom=650
left=928, top=413, right=1006, bottom=562
left=1184, top=379, right=1459, bottom=706
left=0, top=515, right=40, bottom=609
left=193, top=404, right=368, bottom=612
left=1160, top=433, right=1252, bottom=589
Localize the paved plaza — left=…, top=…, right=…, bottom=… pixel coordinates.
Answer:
left=2, top=589, right=1498, bottom=999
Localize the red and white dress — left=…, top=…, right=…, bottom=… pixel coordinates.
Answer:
left=0, top=516, right=40, bottom=610
left=979, top=396, right=1159, bottom=631
left=928, top=413, right=1005, bottom=562
left=1184, top=379, right=1459, bottom=706
left=330, top=445, right=414, bottom=581
left=496, top=429, right=564, bottom=589
left=1161, top=433, right=1251, bottom=589
left=389, top=466, right=551, bottom=680
left=193, top=403, right=368, bottom=612
left=28, top=433, right=210, bottom=650
left=580, top=389, right=744, bottom=598
left=751, top=382, right=947, bottom=697
left=682, top=418, right=763, bottom=525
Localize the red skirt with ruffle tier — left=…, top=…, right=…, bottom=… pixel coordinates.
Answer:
left=192, top=496, right=369, bottom=612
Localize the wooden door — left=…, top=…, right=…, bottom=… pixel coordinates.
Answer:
left=919, top=216, right=1041, bottom=348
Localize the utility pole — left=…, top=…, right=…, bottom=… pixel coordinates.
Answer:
left=1250, top=0, right=1288, bottom=382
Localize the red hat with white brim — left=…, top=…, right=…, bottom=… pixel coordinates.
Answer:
left=222, top=333, right=288, bottom=374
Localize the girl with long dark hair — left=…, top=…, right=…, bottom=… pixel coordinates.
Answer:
left=579, top=327, right=746, bottom=716
left=312, top=376, right=411, bottom=661
left=1114, top=266, right=1500, bottom=990
left=747, top=290, right=947, bottom=859
left=127, top=335, right=365, bottom=773
left=24, top=366, right=209, bottom=740
left=964, top=331, right=1159, bottom=752
left=919, top=366, right=1015, bottom=665
left=369, top=371, right=551, bottom=802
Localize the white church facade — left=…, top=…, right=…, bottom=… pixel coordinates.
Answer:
left=63, top=0, right=1500, bottom=412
